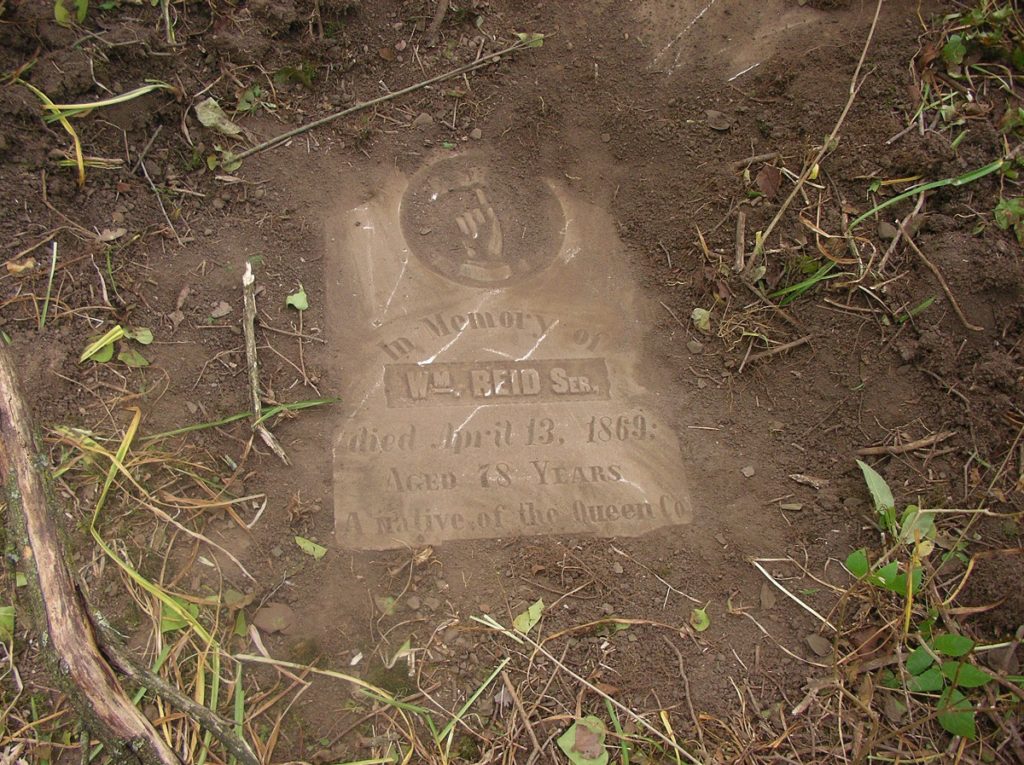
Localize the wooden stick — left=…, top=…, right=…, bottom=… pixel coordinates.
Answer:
left=904, top=236, right=984, bottom=332
left=728, top=151, right=780, bottom=172
left=733, top=209, right=747, bottom=273
left=855, top=430, right=956, bottom=457
left=500, top=669, right=542, bottom=761
left=425, top=0, right=449, bottom=47
left=242, top=263, right=290, bottom=464
left=741, top=335, right=812, bottom=367
left=0, top=346, right=180, bottom=765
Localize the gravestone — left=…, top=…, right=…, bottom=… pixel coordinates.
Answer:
left=326, top=154, right=694, bottom=549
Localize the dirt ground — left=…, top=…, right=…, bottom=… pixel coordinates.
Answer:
left=1, top=0, right=1022, bottom=763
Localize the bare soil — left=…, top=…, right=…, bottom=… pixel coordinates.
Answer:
left=1, top=0, right=1021, bottom=763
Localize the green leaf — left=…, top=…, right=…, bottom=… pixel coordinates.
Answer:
left=295, top=536, right=327, bottom=560
left=845, top=548, right=869, bottom=578
left=879, top=669, right=899, bottom=689
left=906, top=645, right=935, bottom=676
left=994, top=197, right=1024, bottom=244
left=117, top=346, right=149, bottom=367
left=123, top=326, right=153, bottom=345
left=80, top=325, right=125, bottom=362
left=873, top=561, right=899, bottom=587
left=933, top=633, right=974, bottom=658
left=515, top=32, right=545, bottom=48
left=513, top=598, right=545, bottom=634
left=907, top=666, right=945, bottom=693
left=898, top=505, right=935, bottom=545
left=237, top=85, right=261, bottom=113
left=161, top=597, right=199, bottom=632
left=91, top=341, right=115, bottom=363
left=196, top=97, right=243, bottom=136
left=940, top=661, right=991, bottom=689
left=556, top=716, right=608, bottom=765
left=885, top=566, right=923, bottom=597
left=286, top=286, right=309, bottom=311
left=0, top=605, right=14, bottom=642
left=54, top=0, right=71, bottom=25
left=937, top=687, right=976, bottom=739
left=15, top=572, right=26, bottom=588
left=75, top=0, right=88, bottom=22
left=233, top=610, right=247, bottom=638
left=937, top=35, right=962, bottom=66
left=221, top=151, right=242, bottom=173
left=942, top=34, right=966, bottom=66
left=690, top=606, right=710, bottom=632
left=856, top=460, right=896, bottom=531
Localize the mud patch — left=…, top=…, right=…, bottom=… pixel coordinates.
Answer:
left=327, top=154, right=693, bottom=549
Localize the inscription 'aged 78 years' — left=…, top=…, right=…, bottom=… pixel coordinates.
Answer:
left=326, top=154, right=694, bottom=549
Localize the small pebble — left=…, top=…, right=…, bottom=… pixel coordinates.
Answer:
left=600, top=132, right=611, bottom=143
left=686, top=340, right=704, bottom=354
left=741, top=465, right=756, bottom=478
left=412, top=112, right=434, bottom=128
left=406, top=595, right=421, bottom=611
left=877, top=220, right=899, bottom=240
left=212, top=197, right=226, bottom=210
left=470, top=127, right=482, bottom=140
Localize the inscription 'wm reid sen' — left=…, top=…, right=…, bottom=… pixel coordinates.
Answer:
left=383, top=358, right=610, bottom=408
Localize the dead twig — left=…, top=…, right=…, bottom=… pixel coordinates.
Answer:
left=94, top=620, right=260, bottom=765
left=757, top=0, right=884, bottom=256
left=740, top=335, right=812, bottom=368
left=234, top=39, right=537, bottom=161
left=242, top=263, right=289, bottom=464
left=501, top=670, right=542, bottom=761
left=855, top=430, right=956, bottom=457
left=904, top=236, right=984, bottom=332
left=734, top=209, right=747, bottom=273
left=729, top=151, right=781, bottom=173
left=425, top=0, right=449, bottom=47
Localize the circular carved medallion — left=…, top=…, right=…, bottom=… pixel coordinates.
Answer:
left=400, top=156, right=565, bottom=288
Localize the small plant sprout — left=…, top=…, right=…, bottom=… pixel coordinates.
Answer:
left=80, top=324, right=153, bottom=367
left=286, top=285, right=309, bottom=311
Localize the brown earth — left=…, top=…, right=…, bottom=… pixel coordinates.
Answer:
left=1, top=0, right=1022, bottom=763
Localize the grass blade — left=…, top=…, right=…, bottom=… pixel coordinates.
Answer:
left=42, top=81, right=175, bottom=122
left=849, top=158, right=1007, bottom=231
left=140, top=397, right=339, bottom=442
left=89, top=407, right=214, bottom=644
left=19, top=79, right=86, bottom=185
left=435, top=657, right=510, bottom=744
left=39, top=241, right=58, bottom=331
left=80, top=325, right=125, bottom=362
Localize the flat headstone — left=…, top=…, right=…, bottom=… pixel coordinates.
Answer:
left=326, top=153, right=694, bottom=549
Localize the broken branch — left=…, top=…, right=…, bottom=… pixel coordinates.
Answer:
left=0, top=346, right=180, bottom=765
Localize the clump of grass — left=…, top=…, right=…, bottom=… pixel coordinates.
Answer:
left=18, top=80, right=177, bottom=186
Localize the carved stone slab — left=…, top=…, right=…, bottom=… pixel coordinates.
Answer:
left=326, top=154, right=693, bottom=549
